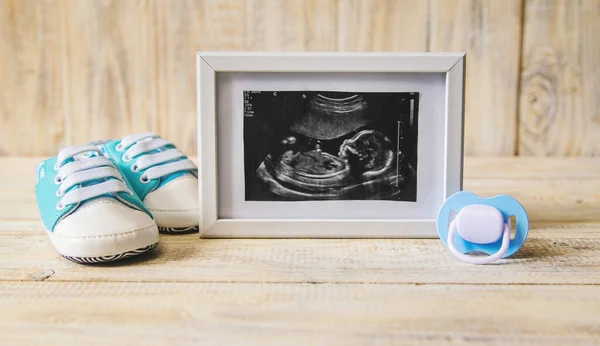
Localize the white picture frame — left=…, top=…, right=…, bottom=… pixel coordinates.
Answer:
left=197, top=52, right=465, bottom=238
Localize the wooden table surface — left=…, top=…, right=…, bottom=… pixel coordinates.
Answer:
left=0, top=157, right=598, bottom=345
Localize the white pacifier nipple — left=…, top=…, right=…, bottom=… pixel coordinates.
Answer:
left=447, top=204, right=511, bottom=264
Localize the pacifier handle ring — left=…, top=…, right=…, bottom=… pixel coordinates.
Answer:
left=447, top=220, right=511, bottom=265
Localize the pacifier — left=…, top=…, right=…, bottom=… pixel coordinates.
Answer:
left=436, top=192, right=529, bottom=264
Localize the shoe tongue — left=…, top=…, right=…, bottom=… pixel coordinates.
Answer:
left=64, top=150, right=102, bottom=165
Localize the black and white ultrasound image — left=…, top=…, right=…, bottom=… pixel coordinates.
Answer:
left=243, top=90, right=418, bottom=202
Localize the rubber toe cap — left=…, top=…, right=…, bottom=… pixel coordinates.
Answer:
left=143, top=175, right=199, bottom=228
left=50, top=198, right=159, bottom=258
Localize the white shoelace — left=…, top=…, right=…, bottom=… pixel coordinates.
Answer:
left=54, top=145, right=131, bottom=210
left=116, top=133, right=196, bottom=183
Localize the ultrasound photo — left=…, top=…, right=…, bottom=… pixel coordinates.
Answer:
left=243, top=90, right=419, bottom=202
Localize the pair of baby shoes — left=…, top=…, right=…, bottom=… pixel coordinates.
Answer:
left=35, top=133, right=198, bottom=264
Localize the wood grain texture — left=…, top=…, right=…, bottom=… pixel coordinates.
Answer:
left=0, top=281, right=599, bottom=345
left=154, top=0, right=246, bottom=157
left=0, top=0, right=66, bottom=155
left=430, top=0, right=523, bottom=156
left=60, top=0, right=159, bottom=147
left=337, top=0, right=429, bottom=51
left=464, top=156, right=600, bottom=178
left=519, top=0, right=600, bottom=156
left=246, top=0, right=338, bottom=51
left=1, top=229, right=599, bottom=284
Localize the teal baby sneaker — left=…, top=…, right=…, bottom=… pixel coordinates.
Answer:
left=98, top=133, right=199, bottom=234
left=36, top=145, right=159, bottom=264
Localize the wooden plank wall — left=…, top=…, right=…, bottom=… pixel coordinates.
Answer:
left=0, top=0, right=598, bottom=157
left=520, top=0, right=600, bottom=156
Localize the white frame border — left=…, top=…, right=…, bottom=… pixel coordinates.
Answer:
left=197, top=52, right=465, bottom=238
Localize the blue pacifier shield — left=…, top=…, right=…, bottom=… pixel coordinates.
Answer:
left=436, top=192, right=529, bottom=258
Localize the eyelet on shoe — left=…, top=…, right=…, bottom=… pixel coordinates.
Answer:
left=140, top=175, right=150, bottom=184
left=56, top=202, right=65, bottom=210
left=54, top=176, right=63, bottom=184
left=53, top=163, right=60, bottom=171
left=131, top=163, right=139, bottom=172
left=122, top=154, right=132, bottom=162
left=116, top=143, right=125, bottom=152
left=56, top=189, right=64, bottom=197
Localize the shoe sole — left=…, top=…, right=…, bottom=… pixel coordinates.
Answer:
left=62, top=243, right=158, bottom=264
left=158, top=225, right=199, bottom=234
